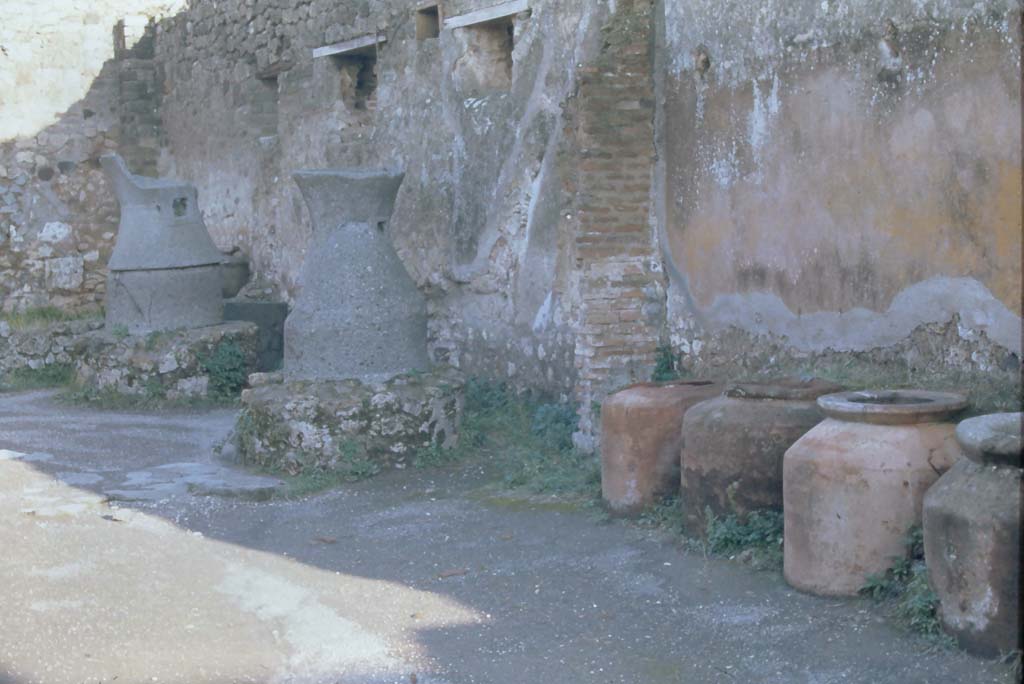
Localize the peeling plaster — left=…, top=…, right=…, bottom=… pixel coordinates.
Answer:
left=701, top=276, right=1021, bottom=356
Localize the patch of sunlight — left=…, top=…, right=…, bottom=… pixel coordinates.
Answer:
left=0, top=0, right=187, bottom=140
left=0, top=450, right=485, bottom=684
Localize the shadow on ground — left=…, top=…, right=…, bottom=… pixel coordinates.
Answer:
left=0, top=389, right=1014, bottom=684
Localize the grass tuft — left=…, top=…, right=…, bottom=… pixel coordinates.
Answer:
left=0, top=364, right=76, bottom=392
left=264, top=441, right=381, bottom=498
left=413, top=378, right=599, bottom=500
left=860, top=526, right=955, bottom=647
left=704, top=507, right=785, bottom=570
left=1, top=306, right=100, bottom=331
left=637, top=496, right=686, bottom=534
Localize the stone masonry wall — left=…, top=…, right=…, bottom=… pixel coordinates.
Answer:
left=0, top=1, right=178, bottom=314
left=11, top=0, right=1015, bottom=443
left=153, top=0, right=624, bottom=402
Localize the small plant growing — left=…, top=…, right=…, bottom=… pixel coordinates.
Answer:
left=200, top=340, right=248, bottom=399
left=0, top=363, right=75, bottom=392
left=704, top=507, right=785, bottom=570
left=530, top=402, right=578, bottom=452
left=335, top=440, right=380, bottom=481
left=860, top=526, right=953, bottom=645
left=413, top=440, right=460, bottom=469
left=638, top=496, right=685, bottom=534
left=143, top=376, right=166, bottom=401
left=651, top=344, right=681, bottom=382
left=144, top=331, right=164, bottom=351
left=1, top=306, right=100, bottom=331
left=111, top=324, right=130, bottom=340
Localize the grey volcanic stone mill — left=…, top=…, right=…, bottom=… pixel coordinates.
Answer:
left=286, top=170, right=428, bottom=382
left=101, top=154, right=223, bottom=334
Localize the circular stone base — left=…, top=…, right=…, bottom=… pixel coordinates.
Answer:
left=235, top=367, right=464, bottom=474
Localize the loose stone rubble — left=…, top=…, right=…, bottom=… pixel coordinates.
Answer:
left=0, top=319, right=102, bottom=374
left=236, top=367, right=464, bottom=473
left=73, top=322, right=259, bottom=399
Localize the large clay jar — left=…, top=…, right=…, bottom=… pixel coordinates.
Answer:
left=783, top=390, right=966, bottom=597
left=601, top=380, right=721, bottom=516
left=923, top=412, right=1021, bottom=656
left=679, top=378, right=841, bottom=534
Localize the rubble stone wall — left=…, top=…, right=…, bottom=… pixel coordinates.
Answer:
left=5, top=0, right=1018, bottom=438
left=0, top=1, right=182, bottom=313
left=154, top=0, right=623, bottom=399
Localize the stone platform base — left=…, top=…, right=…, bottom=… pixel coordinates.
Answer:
left=72, top=322, right=260, bottom=399
left=234, top=367, right=464, bottom=474
left=0, top=318, right=103, bottom=374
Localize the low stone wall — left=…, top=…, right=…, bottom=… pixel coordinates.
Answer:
left=235, top=367, right=464, bottom=475
left=73, top=322, right=260, bottom=399
left=0, top=319, right=103, bottom=373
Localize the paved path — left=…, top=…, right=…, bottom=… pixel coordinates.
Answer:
left=0, top=390, right=1013, bottom=684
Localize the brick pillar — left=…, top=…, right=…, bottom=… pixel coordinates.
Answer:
left=569, top=0, right=665, bottom=448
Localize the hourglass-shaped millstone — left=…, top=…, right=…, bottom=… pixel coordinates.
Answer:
left=285, top=170, right=429, bottom=382
left=100, top=154, right=223, bottom=334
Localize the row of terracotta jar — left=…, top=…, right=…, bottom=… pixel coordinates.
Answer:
left=599, top=378, right=1021, bottom=657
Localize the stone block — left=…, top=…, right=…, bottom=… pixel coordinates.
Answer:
left=223, top=299, right=288, bottom=372
left=72, top=321, right=259, bottom=400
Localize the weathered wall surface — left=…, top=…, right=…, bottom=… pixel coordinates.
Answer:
left=0, top=1, right=183, bottom=313
left=6, top=0, right=1018, bottom=435
left=658, top=0, right=1022, bottom=376
left=154, top=0, right=637, bottom=398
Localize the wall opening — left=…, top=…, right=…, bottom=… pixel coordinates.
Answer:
left=172, top=197, right=188, bottom=217
left=455, top=16, right=515, bottom=94
left=332, top=52, right=378, bottom=112
left=416, top=5, right=441, bottom=40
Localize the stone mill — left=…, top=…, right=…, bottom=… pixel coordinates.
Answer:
left=100, top=153, right=223, bottom=334
left=236, top=168, right=463, bottom=473
left=285, top=169, right=428, bottom=382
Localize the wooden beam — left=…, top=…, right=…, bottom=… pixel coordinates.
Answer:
left=442, top=0, right=528, bottom=30
left=312, top=34, right=386, bottom=59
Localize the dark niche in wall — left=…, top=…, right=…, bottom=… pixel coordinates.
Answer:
left=465, top=16, right=514, bottom=92
left=416, top=4, right=441, bottom=41
left=332, top=52, right=378, bottom=112
left=312, top=35, right=384, bottom=115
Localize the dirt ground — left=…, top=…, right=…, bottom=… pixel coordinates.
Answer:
left=0, top=389, right=1014, bottom=684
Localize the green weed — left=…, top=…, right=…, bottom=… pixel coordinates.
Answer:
left=271, top=441, right=381, bottom=498
left=0, top=363, right=75, bottom=392
left=412, top=378, right=598, bottom=500
left=860, top=526, right=954, bottom=647
left=144, top=331, right=167, bottom=351
left=638, top=496, right=686, bottom=535
left=200, top=340, right=248, bottom=399
left=705, top=507, right=785, bottom=570
left=1, top=306, right=100, bottom=331
left=651, top=345, right=681, bottom=382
